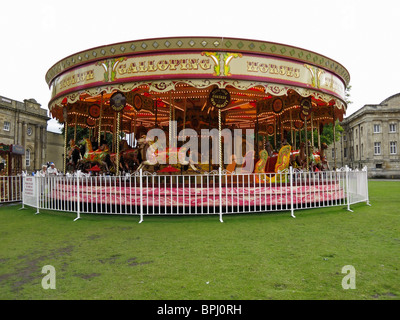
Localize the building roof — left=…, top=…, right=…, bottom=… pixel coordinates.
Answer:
left=380, top=92, right=400, bottom=106
left=342, top=92, right=400, bottom=124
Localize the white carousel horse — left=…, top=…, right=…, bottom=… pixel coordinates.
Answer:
left=135, top=135, right=191, bottom=172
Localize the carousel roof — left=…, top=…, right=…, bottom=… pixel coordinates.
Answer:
left=45, top=37, right=350, bottom=133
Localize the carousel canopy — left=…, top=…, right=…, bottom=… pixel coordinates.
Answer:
left=45, top=37, right=350, bottom=135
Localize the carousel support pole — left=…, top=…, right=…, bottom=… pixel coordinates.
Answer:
left=274, top=117, right=277, bottom=150
left=183, top=98, right=187, bottom=131
left=73, top=114, right=78, bottom=143
left=218, top=109, right=222, bottom=171
left=218, top=108, right=223, bottom=223
left=317, top=120, right=321, bottom=150
left=333, top=111, right=337, bottom=170
left=133, top=112, right=137, bottom=145
left=169, top=92, right=172, bottom=148
left=112, top=117, right=117, bottom=153
left=311, top=112, right=314, bottom=149
left=290, top=110, right=293, bottom=146
left=299, top=127, right=301, bottom=146
left=255, top=106, right=259, bottom=160
left=305, top=117, right=309, bottom=172
left=155, top=99, right=158, bottom=128
left=116, top=112, right=121, bottom=176
left=208, top=108, right=211, bottom=172
left=63, top=120, right=68, bottom=174
left=173, top=98, right=176, bottom=148
left=98, top=92, right=103, bottom=147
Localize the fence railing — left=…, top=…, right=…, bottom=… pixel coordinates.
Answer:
left=15, top=166, right=370, bottom=222
left=0, top=176, right=22, bottom=204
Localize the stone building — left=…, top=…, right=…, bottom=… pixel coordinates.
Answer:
left=0, top=95, right=64, bottom=174
left=327, top=93, right=400, bottom=178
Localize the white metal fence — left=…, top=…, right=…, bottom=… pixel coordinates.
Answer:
left=13, top=166, right=370, bottom=222
left=0, top=176, right=22, bottom=204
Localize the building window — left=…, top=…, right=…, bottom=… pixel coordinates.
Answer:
left=3, top=121, right=10, bottom=131
left=343, top=134, right=347, bottom=142
left=376, top=163, right=383, bottom=169
left=27, top=126, right=33, bottom=136
left=389, top=123, right=397, bottom=133
left=25, top=149, right=30, bottom=167
left=390, top=141, right=397, bottom=155
left=373, top=124, right=381, bottom=133
left=344, top=147, right=347, bottom=158
left=374, top=142, right=381, bottom=155
left=331, top=148, right=335, bottom=158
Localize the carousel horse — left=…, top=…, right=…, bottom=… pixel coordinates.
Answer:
left=66, top=139, right=81, bottom=171
left=294, top=142, right=307, bottom=168
left=119, top=140, right=141, bottom=171
left=265, top=144, right=291, bottom=183
left=292, top=141, right=322, bottom=171
left=226, top=154, right=237, bottom=174
left=275, top=144, right=291, bottom=172
left=265, top=142, right=274, bottom=157
left=79, top=138, right=114, bottom=172
left=231, top=150, right=255, bottom=174
left=316, top=142, right=329, bottom=171
left=135, top=135, right=190, bottom=172
left=186, top=150, right=207, bottom=173
left=255, top=149, right=269, bottom=183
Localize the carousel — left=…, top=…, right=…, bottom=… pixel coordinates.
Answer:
left=44, top=37, right=350, bottom=215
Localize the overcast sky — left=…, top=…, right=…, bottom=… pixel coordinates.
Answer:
left=1, top=0, right=399, bottom=133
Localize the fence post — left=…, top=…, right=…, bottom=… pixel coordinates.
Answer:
left=139, top=169, right=144, bottom=223
left=219, top=167, right=223, bottom=223
left=20, top=176, right=25, bottom=210
left=364, top=166, right=371, bottom=206
left=35, top=176, right=40, bottom=214
left=74, top=175, right=81, bottom=221
left=345, top=165, right=353, bottom=212
left=289, top=166, right=295, bottom=218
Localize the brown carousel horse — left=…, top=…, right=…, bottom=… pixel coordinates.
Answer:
left=316, top=142, right=329, bottom=171
left=66, top=139, right=82, bottom=171
left=119, top=139, right=141, bottom=172
left=294, top=142, right=307, bottom=168
left=292, top=141, right=322, bottom=171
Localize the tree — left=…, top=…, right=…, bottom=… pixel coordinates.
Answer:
left=319, top=121, right=344, bottom=146
left=316, top=84, right=351, bottom=147
left=60, top=125, right=90, bottom=145
left=345, top=85, right=353, bottom=106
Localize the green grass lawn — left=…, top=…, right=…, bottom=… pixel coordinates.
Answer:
left=0, top=180, right=399, bottom=300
